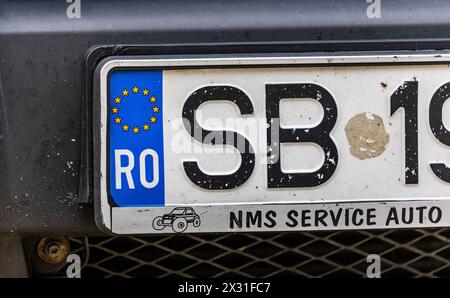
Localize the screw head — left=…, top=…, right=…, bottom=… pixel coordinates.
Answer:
left=37, top=237, right=70, bottom=264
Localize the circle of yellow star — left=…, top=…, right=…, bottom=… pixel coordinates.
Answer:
left=114, top=87, right=159, bottom=135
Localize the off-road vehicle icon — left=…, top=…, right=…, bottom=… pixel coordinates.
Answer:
left=152, top=207, right=201, bottom=233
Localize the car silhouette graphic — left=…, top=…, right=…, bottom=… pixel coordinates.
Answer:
left=152, top=207, right=201, bottom=233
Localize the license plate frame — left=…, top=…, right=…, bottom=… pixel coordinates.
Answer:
left=94, top=52, right=450, bottom=234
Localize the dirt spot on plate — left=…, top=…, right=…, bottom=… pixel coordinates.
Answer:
left=345, top=112, right=390, bottom=160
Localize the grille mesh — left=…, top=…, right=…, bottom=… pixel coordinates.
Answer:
left=62, top=229, right=450, bottom=278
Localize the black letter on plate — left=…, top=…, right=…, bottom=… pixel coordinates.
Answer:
left=390, top=81, right=419, bottom=184
left=182, top=86, right=255, bottom=189
left=266, top=83, right=338, bottom=187
left=429, top=82, right=450, bottom=182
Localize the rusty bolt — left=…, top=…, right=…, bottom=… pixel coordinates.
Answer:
left=37, top=236, right=70, bottom=264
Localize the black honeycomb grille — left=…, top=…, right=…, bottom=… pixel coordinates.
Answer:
left=65, top=229, right=450, bottom=278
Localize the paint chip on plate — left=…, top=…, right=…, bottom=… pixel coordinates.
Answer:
left=345, top=112, right=390, bottom=160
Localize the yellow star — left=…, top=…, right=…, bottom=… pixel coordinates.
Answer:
left=114, top=97, right=121, bottom=104
left=132, top=86, right=139, bottom=93
left=150, top=116, right=157, bottom=123
left=133, top=127, right=139, bottom=134
left=112, top=107, right=119, bottom=114
left=143, top=123, right=150, bottom=131
left=150, top=96, right=157, bottom=103
left=122, top=89, right=129, bottom=96
left=122, top=124, right=129, bottom=131
left=114, top=117, right=121, bottom=124
left=142, top=89, right=149, bottom=96
left=152, top=106, right=160, bottom=113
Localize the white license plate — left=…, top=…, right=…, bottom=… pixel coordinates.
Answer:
left=95, top=53, right=450, bottom=234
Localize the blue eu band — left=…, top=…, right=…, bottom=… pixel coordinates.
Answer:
left=108, top=70, right=165, bottom=207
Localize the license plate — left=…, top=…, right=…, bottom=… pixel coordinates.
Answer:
left=95, top=53, right=450, bottom=234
